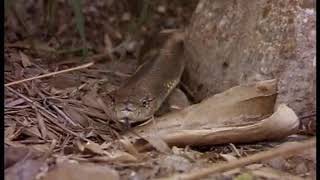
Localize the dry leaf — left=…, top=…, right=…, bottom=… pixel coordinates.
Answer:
left=138, top=135, right=172, bottom=154
left=100, top=142, right=112, bottom=150
left=22, top=126, right=42, bottom=139
left=4, top=139, right=25, bottom=148
left=119, top=138, right=141, bottom=158
left=46, top=129, right=59, bottom=140
left=160, top=155, right=193, bottom=172
left=144, top=104, right=298, bottom=148
left=81, top=90, right=102, bottom=110
left=42, top=162, right=119, bottom=180
left=131, top=79, right=278, bottom=136
left=8, top=127, right=23, bottom=140
left=245, top=164, right=264, bottom=170
left=5, top=146, right=31, bottom=168
left=5, top=159, right=45, bottom=180
left=76, top=140, right=85, bottom=152
left=5, top=98, right=25, bottom=108
left=104, top=33, right=113, bottom=54
left=108, top=151, right=138, bottom=162
left=37, top=113, right=47, bottom=139
left=30, top=144, right=51, bottom=153
left=222, top=168, right=241, bottom=176
left=63, top=106, right=89, bottom=127
left=220, top=154, right=238, bottom=162
left=19, top=51, right=32, bottom=67
left=126, top=80, right=299, bottom=149
left=83, top=140, right=106, bottom=155
left=251, top=167, right=305, bottom=180
left=91, top=151, right=138, bottom=163
left=5, top=123, right=16, bottom=139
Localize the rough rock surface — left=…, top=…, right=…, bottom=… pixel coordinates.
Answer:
left=183, top=0, right=315, bottom=132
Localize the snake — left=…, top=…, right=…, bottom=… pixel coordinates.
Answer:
left=104, top=32, right=186, bottom=124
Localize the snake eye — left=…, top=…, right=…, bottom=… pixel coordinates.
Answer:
left=141, top=97, right=154, bottom=108
left=142, top=99, right=149, bottom=107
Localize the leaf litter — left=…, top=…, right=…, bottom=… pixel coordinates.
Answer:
left=4, top=1, right=315, bottom=180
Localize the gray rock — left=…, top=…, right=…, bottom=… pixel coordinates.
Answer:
left=183, top=0, right=315, bottom=131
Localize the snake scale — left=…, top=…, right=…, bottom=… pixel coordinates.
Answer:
left=104, top=32, right=186, bottom=124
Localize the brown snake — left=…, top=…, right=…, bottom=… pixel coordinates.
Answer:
left=103, top=32, right=186, bottom=125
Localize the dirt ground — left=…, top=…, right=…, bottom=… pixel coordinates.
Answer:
left=4, top=1, right=316, bottom=179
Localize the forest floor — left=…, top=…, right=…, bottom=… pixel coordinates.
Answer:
left=4, top=1, right=315, bottom=179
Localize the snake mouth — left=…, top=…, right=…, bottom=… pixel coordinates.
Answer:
left=118, top=118, right=131, bottom=129
left=118, top=116, right=152, bottom=128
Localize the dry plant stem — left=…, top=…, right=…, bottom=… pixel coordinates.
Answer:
left=5, top=62, right=94, bottom=87
left=5, top=50, right=112, bottom=87
left=160, top=137, right=316, bottom=180
left=300, top=112, right=316, bottom=119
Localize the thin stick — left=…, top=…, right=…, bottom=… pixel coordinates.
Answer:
left=5, top=62, right=94, bottom=87
left=5, top=50, right=112, bottom=87
left=300, top=113, right=316, bottom=119
left=159, top=137, right=316, bottom=180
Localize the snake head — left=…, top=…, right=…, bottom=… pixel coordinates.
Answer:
left=105, top=92, right=155, bottom=125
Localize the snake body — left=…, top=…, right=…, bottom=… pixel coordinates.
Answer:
left=104, top=33, right=186, bottom=124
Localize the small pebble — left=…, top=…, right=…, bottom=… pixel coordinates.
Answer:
left=157, top=5, right=167, bottom=14
left=122, top=12, right=131, bottom=21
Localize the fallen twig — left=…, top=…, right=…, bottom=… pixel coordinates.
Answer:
left=5, top=62, right=94, bottom=87
left=300, top=113, right=316, bottom=119
left=5, top=50, right=113, bottom=87
left=159, top=137, right=316, bottom=180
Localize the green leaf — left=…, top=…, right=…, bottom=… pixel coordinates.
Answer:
left=69, top=0, right=88, bottom=58
left=45, top=0, right=58, bottom=34
left=5, top=0, right=15, bottom=16
left=138, top=0, right=151, bottom=26
left=234, top=173, right=254, bottom=180
left=127, top=0, right=151, bottom=36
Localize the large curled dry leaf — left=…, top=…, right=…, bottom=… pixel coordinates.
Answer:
left=124, top=80, right=299, bottom=150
